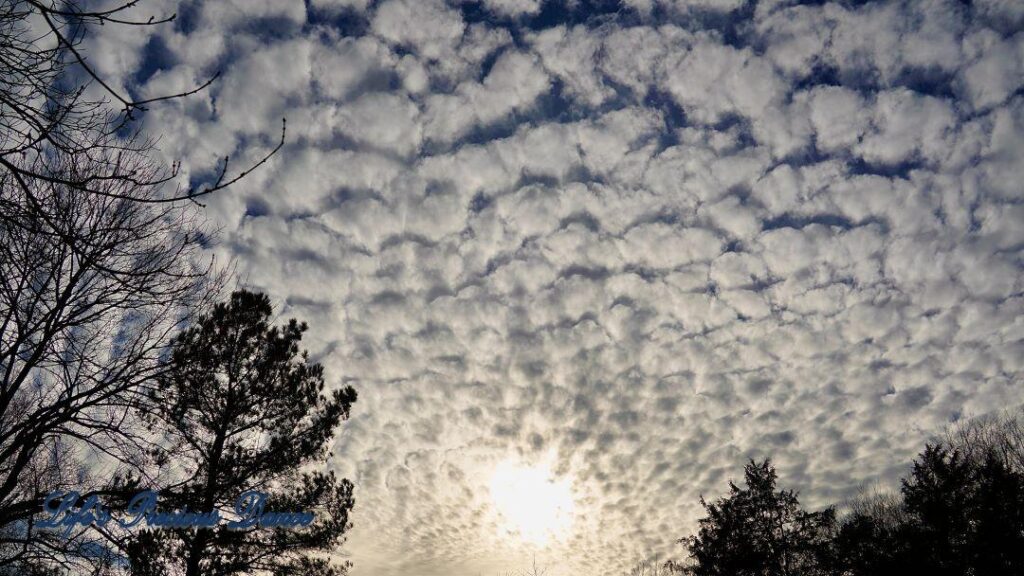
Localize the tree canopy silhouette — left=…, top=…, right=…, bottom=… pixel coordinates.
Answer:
left=835, top=443, right=1024, bottom=576
left=126, top=290, right=357, bottom=576
left=681, top=459, right=836, bottom=576
left=677, top=411, right=1024, bottom=576
left=1, top=2, right=286, bottom=571
left=0, top=0, right=283, bottom=207
left=0, top=124, right=214, bottom=574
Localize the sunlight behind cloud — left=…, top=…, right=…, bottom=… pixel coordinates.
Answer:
left=489, top=459, right=576, bottom=546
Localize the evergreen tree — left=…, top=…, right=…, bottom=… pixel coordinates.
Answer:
left=832, top=507, right=914, bottom=576
left=972, top=451, right=1024, bottom=575
left=835, top=443, right=1024, bottom=576
left=900, top=444, right=1024, bottom=576
left=682, top=459, right=836, bottom=576
left=899, top=445, right=976, bottom=576
left=128, top=290, right=357, bottom=576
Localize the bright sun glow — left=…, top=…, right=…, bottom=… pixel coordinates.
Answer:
left=489, top=459, right=575, bottom=546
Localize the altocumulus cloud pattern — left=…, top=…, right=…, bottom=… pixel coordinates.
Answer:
left=90, top=0, right=1024, bottom=574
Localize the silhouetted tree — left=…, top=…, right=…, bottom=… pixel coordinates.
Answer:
left=970, top=451, right=1024, bottom=575
left=681, top=459, right=836, bottom=576
left=128, top=291, right=357, bottom=576
left=946, top=408, right=1024, bottom=474
left=832, top=496, right=914, bottom=576
left=0, top=0, right=283, bottom=208
left=833, top=514, right=894, bottom=575
left=900, top=444, right=1024, bottom=576
left=900, top=445, right=977, bottom=575
left=834, top=441, right=1024, bottom=576
left=0, top=147, right=213, bottom=572
left=1, top=1, right=282, bottom=571
left=626, top=558, right=685, bottom=575
left=674, top=413, right=1024, bottom=576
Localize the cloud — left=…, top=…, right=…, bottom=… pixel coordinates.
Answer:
left=371, top=0, right=465, bottom=60
left=472, top=0, right=544, bottom=18
left=422, top=49, right=550, bottom=145
left=97, top=1, right=1024, bottom=574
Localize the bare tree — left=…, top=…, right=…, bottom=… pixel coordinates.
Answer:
left=945, top=407, right=1024, bottom=473
left=0, top=1, right=279, bottom=571
left=0, top=0, right=283, bottom=209
left=0, top=143, right=217, bottom=571
left=626, top=558, right=685, bottom=576
left=841, top=484, right=911, bottom=533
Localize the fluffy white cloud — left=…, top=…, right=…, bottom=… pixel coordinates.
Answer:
left=857, top=89, right=957, bottom=166
left=371, top=0, right=465, bottom=60
left=960, top=30, right=1024, bottom=111
left=805, top=86, right=870, bottom=153
left=423, top=50, right=550, bottom=144
left=475, top=0, right=543, bottom=17
left=662, top=39, right=786, bottom=124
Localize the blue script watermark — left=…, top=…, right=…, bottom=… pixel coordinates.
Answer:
left=38, top=490, right=315, bottom=537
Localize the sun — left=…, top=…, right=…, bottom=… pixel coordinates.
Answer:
left=489, top=458, right=576, bottom=546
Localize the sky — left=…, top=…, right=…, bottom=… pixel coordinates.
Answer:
left=88, top=0, right=1024, bottom=574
